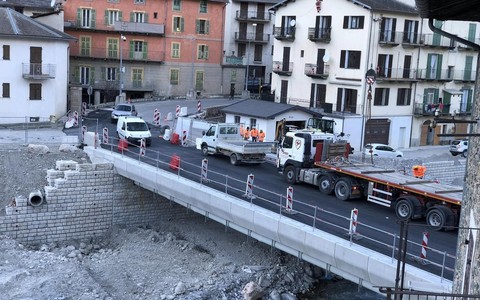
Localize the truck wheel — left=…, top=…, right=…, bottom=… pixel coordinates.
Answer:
left=319, top=175, right=334, bottom=195
left=230, top=153, right=239, bottom=165
left=395, top=199, right=413, bottom=220
left=462, top=150, right=468, bottom=158
left=284, top=166, right=297, bottom=184
left=201, top=145, right=209, bottom=156
left=334, top=178, right=351, bottom=201
left=426, top=207, right=446, bottom=230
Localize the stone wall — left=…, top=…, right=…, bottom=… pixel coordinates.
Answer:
left=0, top=160, right=188, bottom=245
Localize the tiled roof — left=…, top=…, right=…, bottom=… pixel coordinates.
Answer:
left=0, top=7, right=75, bottom=41
left=221, top=99, right=322, bottom=119
left=0, top=0, right=53, bottom=9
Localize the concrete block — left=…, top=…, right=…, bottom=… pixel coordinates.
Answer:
left=56, top=160, right=78, bottom=171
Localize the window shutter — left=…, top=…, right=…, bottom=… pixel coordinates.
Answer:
left=206, top=21, right=210, bottom=34
left=91, top=10, right=96, bottom=28
left=180, top=17, right=184, bottom=31
left=336, top=89, right=342, bottom=112
left=195, top=19, right=200, bottom=33
left=129, top=41, right=134, bottom=59
left=130, top=12, right=134, bottom=22
left=343, top=16, right=348, bottom=29
left=143, top=41, right=148, bottom=59
left=74, top=66, right=80, bottom=83
left=77, top=9, right=81, bottom=27
left=144, top=13, right=148, bottom=23
left=104, top=10, right=109, bottom=25
left=436, top=55, right=443, bottom=78
left=340, top=51, right=346, bottom=68
left=90, top=68, right=95, bottom=85
left=205, top=45, right=209, bottom=59
left=101, top=67, right=105, bottom=79
left=359, top=16, right=364, bottom=29
left=119, top=11, right=123, bottom=22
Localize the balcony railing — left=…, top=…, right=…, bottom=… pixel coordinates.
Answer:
left=274, top=27, right=295, bottom=41
left=304, top=63, right=329, bottom=78
left=452, top=69, right=477, bottom=82
left=65, top=20, right=165, bottom=36
left=400, top=32, right=423, bottom=47
left=70, top=77, right=154, bottom=91
left=22, top=63, right=56, bottom=79
left=70, top=46, right=165, bottom=62
left=234, top=32, right=270, bottom=43
left=414, top=102, right=452, bottom=115
left=416, top=69, right=453, bottom=81
left=235, top=10, right=271, bottom=22
left=273, top=61, right=293, bottom=76
left=421, top=33, right=456, bottom=48
left=308, top=27, right=331, bottom=43
left=378, top=30, right=401, bottom=46
left=375, top=67, right=417, bottom=81
left=223, top=55, right=244, bottom=66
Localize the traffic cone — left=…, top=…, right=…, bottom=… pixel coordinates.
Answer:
left=118, top=139, right=128, bottom=151
left=169, top=154, right=180, bottom=170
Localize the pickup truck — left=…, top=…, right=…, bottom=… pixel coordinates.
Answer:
left=199, top=123, right=274, bottom=165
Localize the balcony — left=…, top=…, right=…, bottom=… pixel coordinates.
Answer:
left=452, top=70, right=477, bottom=82
left=234, top=32, right=270, bottom=44
left=375, top=67, right=418, bottom=82
left=304, top=63, right=329, bottom=79
left=65, top=20, right=165, bottom=36
left=414, top=102, right=452, bottom=116
left=378, top=30, right=401, bottom=47
left=308, top=27, right=331, bottom=43
left=274, top=27, right=295, bottom=41
left=416, top=69, right=453, bottom=82
left=22, top=63, right=56, bottom=79
left=69, top=46, right=165, bottom=63
left=421, top=33, right=456, bottom=49
left=235, top=10, right=271, bottom=23
left=70, top=77, right=154, bottom=91
left=457, top=38, right=480, bottom=51
left=273, top=61, right=293, bottom=76
left=222, top=55, right=244, bottom=66
left=400, top=32, right=424, bottom=47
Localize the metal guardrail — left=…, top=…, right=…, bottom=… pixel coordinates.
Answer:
left=90, top=134, right=457, bottom=282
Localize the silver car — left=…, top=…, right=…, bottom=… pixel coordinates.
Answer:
left=111, top=104, right=137, bottom=123
left=364, top=143, right=403, bottom=158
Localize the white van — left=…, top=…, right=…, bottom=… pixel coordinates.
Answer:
left=116, top=116, right=152, bottom=146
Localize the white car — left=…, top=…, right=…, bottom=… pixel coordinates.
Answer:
left=449, top=139, right=468, bottom=157
left=364, top=143, right=403, bottom=158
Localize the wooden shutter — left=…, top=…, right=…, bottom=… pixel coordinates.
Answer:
left=143, top=41, right=148, bottom=59
left=91, top=9, right=96, bottom=28
left=343, top=16, right=348, bottom=28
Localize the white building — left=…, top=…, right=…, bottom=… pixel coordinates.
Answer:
left=0, top=7, right=75, bottom=124
left=269, top=0, right=478, bottom=150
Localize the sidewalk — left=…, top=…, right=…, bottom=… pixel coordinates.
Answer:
left=0, top=127, right=78, bottom=145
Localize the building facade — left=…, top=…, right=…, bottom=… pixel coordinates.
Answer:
left=269, top=0, right=478, bottom=150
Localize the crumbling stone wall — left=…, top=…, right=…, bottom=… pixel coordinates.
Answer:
left=0, top=160, right=188, bottom=244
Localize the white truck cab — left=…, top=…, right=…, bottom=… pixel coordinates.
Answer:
left=116, top=116, right=152, bottom=146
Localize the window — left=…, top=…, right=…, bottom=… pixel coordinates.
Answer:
left=107, top=38, right=118, bottom=59
left=426, top=53, right=442, bottom=79
left=196, top=19, right=209, bottom=34
left=132, top=12, right=146, bottom=23
left=106, top=10, right=120, bottom=26
left=199, top=0, right=207, bottom=13
left=195, top=71, right=204, bottom=90
left=234, top=116, right=240, bottom=124
left=2, top=45, right=10, bottom=60
left=238, top=44, right=246, bottom=58
left=282, top=136, right=293, bottom=149
left=336, top=88, right=357, bottom=113
left=377, top=54, right=393, bottom=77
left=2, top=83, right=10, bottom=98
left=80, top=36, right=91, bottom=56
left=397, top=88, right=411, bottom=106
left=134, top=0, right=145, bottom=4
left=173, top=0, right=181, bottom=10
left=173, top=16, right=184, bottom=32
left=131, top=41, right=148, bottom=60
left=105, top=67, right=117, bottom=81
left=254, top=45, right=262, bottom=62
left=197, top=45, right=209, bottom=59
left=80, top=66, right=91, bottom=85
left=132, top=68, right=143, bottom=88
left=170, top=69, right=179, bottom=85
left=78, top=8, right=95, bottom=28
left=374, top=88, right=390, bottom=106
left=249, top=118, right=257, bottom=128
left=29, top=83, right=42, bottom=100
left=171, top=43, right=180, bottom=58
left=403, top=19, right=418, bottom=43
left=343, top=16, right=364, bottom=29
left=340, top=50, right=361, bottom=69
left=380, top=17, right=396, bottom=42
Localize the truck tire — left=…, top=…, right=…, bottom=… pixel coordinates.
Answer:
left=334, top=178, right=352, bottom=201
left=427, top=206, right=455, bottom=231
left=318, top=175, right=334, bottom=195
left=230, top=153, right=239, bottom=165
left=201, top=144, right=209, bottom=156
left=395, top=199, right=413, bottom=220
left=284, top=165, right=298, bottom=184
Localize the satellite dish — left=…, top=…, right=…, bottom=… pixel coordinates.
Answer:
left=322, top=53, right=330, bottom=63
left=50, top=0, right=56, bottom=8
left=289, top=19, right=296, bottom=27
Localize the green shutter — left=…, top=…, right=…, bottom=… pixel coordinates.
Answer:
left=436, top=55, right=443, bottom=79
left=205, top=45, right=209, bottom=59
left=90, top=67, right=95, bottom=85
left=77, top=9, right=81, bottom=27
left=143, top=41, right=148, bottom=59
left=91, top=10, right=96, bottom=28
left=74, top=66, right=80, bottom=83
left=206, top=21, right=210, bottom=34
left=464, top=56, right=473, bottom=80
left=119, top=11, right=123, bottom=22
left=101, top=67, right=105, bottom=80
left=129, top=41, right=134, bottom=59
left=468, top=24, right=476, bottom=42
left=130, top=12, right=134, bottom=22
left=104, top=10, right=109, bottom=25
left=426, top=54, right=432, bottom=79
left=144, top=13, right=148, bottom=23
left=195, top=20, right=199, bottom=33
left=180, top=18, right=184, bottom=32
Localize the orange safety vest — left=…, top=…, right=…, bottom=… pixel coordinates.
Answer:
left=244, top=129, right=250, bottom=140
left=258, top=131, right=265, bottom=142
left=250, top=128, right=258, bottom=138
left=239, top=125, right=244, bottom=136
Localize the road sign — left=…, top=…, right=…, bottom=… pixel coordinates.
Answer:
left=365, top=68, right=377, bottom=85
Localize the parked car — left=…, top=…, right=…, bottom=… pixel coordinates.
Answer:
left=116, top=116, right=152, bottom=146
left=449, top=139, right=468, bottom=157
left=111, top=103, right=137, bottom=123
left=364, top=143, right=403, bottom=158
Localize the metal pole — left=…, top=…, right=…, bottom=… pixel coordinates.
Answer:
left=119, top=34, right=124, bottom=99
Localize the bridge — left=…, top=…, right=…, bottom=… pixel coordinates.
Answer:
left=84, top=138, right=453, bottom=296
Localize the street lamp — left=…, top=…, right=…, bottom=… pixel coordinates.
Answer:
left=244, top=23, right=257, bottom=94
left=119, top=34, right=126, bottom=101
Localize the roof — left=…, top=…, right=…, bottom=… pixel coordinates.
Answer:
left=221, top=99, right=322, bottom=119
left=415, top=0, right=480, bottom=22
left=270, top=0, right=417, bottom=15
left=0, top=0, right=53, bottom=10
left=0, top=7, right=75, bottom=41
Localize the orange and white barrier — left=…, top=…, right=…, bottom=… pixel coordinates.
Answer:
left=153, top=109, right=160, bottom=126
left=169, top=154, right=180, bottom=170
left=349, top=208, right=359, bottom=235
left=182, top=130, right=187, bottom=146
left=81, top=102, right=87, bottom=116
left=81, top=125, right=87, bottom=143
left=139, top=138, right=146, bottom=157
left=102, top=127, right=108, bottom=144
left=244, top=174, right=255, bottom=199
left=73, top=111, right=79, bottom=127
left=421, top=231, right=429, bottom=260
left=201, top=159, right=208, bottom=183
left=175, top=105, right=180, bottom=118
left=197, top=100, right=202, bottom=113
